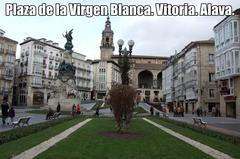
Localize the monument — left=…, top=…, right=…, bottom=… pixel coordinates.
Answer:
left=47, top=29, right=80, bottom=111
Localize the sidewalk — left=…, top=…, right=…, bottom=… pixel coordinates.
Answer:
left=140, top=102, right=240, bottom=138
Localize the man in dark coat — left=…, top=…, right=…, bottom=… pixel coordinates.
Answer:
left=1, top=96, right=9, bottom=125
left=56, top=102, right=61, bottom=112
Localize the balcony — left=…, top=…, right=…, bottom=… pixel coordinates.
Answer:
left=3, top=74, right=13, bottom=80
left=49, top=64, right=53, bottom=70
left=25, top=51, right=29, bottom=56
left=31, top=82, right=42, bottom=88
left=49, top=55, right=54, bottom=60
left=6, top=49, right=15, bottom=55
left=0, top=48, right=4, bottom=54
left=55, top=57, right=60, bottom=62
left=0, top=87, right=11, bottom=95
left=55, top=65, right=59, bottom=70
left=43, top=63, right=47, bottom=68
left=43, top=54, right=48, bottom=58
left=220, top=87, right=231, bottom=96
left=25, top=61, right=28, bottom=66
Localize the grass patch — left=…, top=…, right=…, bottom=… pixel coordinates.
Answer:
left=26, top=110, right=71, bottom=115
left=0, top=117, right=85, bottom=159
left=149, top=117, right=240, bottom=159
left=36, top=118, right=212, bottom=159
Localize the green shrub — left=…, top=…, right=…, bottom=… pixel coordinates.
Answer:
left=0, top=117, right=73, bottom=145
left=158, top=117, right=240, bottom=145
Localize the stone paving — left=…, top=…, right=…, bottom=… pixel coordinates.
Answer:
left=139, top=102, right=240, bottom=137
left=12, top=119, right=92, bottom=159
left=143, top=118, right=234, bottom=159
left=0, top=103, right=96, bottom=132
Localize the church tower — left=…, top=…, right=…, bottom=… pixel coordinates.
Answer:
left=100, top=16, right=114, bottom=60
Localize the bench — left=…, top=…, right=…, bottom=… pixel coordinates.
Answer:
left=50, top=112, right=61, bottom=119
left=12, top=116, right=31, bottom=128
left=192, top=117, right=207, bottom=127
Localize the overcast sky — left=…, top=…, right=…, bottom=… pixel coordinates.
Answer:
left=0, top=0, right=239, bottom=60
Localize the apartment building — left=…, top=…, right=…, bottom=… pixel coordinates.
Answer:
left=213, top=8, right=240, bottom=118
left=0, top=29, right=18, bottom=105
left=72, top=52, right=93, bottom=100
left=16, top=37, right=93, bottom=107
left=163, top=40, right=219, bottom=114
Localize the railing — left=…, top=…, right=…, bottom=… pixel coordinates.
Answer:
left=49, top=65, right=53, bottom=69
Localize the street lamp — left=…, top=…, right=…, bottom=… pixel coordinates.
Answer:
left=117, top=39, right=135, bottom=85
left=117, top=39, right=134, bottom=56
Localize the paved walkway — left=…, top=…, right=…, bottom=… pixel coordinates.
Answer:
left=143, top=118, right=234, bottom=159
left=12, top=118, right=92, bottom=159
left=0, top=103, right=96, bottom=133
left=139, top=102, right=240, bottom=137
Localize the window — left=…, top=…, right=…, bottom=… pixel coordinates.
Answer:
left=234, top=21, right=238, bottom=42
left=209, top=73, right=215, bottom=82
left=209, top=89, right=215, bottom=98
left=209, top=54, right=214, bottom=64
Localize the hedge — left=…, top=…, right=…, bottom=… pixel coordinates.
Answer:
left=0, top=117, right=73, bottom=145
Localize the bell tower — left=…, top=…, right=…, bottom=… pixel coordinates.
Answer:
left=100, top=16, right=114, bottom=60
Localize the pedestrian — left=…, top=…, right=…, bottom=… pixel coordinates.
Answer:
left=95, top=106, right=99, bottom=116
left=8, top=107, right=15, bottom=125
left=76, top=104, right=81, bottom=115
left=46, top=107, right=54, bottom=120
left=150, top=106, right=154, bottom=116
left=1, top=96, right=9, bottom=125
left=72, top=104, right=76, bottom=117
left=56, top=102, right=61, bottom=112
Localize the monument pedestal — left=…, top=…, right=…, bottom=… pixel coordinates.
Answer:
left=47, top=30, right=80, bottom=111
left=47, top=78, right=81, bottom=111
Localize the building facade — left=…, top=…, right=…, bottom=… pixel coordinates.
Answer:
left=0, top=29, right=18, bottom=105
left=213, top=9, right=240, bottom=118
left=16, top=37, right=93, bottom=107
left=94, top=17, right=168, bottom=102
left=92, top=17, right=121, bottom=99
left=112, top=55, right=168, bottom=102
left=163, top=40, right=220, bottom=114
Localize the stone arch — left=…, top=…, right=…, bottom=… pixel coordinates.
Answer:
left=138, top=70, right=153, bottom=89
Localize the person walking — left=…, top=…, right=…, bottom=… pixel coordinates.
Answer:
left=56, top=102, right=61, bottom=112
left=95, top=106, right=99, bottom=117
left=76, top=104, right=81, bottom=115
left=72, top=104, right=76, bottom=117
left=1, top=96, right=9, bottom=125
left=150, top=106, right=154, bottom=116
left=8, top=107, right=15, bottom=125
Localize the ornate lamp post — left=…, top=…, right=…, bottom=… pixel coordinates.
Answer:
left=117, top=39, right=134, bottom=85
left=117, top=39, right=134, bottom=57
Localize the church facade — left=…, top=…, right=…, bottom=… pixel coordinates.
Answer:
left=92, top=17, right=168, bottom=102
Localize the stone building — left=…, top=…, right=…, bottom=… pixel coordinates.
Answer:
left=93, top=17, right=168, bottom=102
left=0, top=29, right=18, bottom=105
left=213, top=8, right=240, bottom=118
left=112, top=55, right=168, bottom=102
left=16, top=37, right=93, bottom=107
left=162, top=40, right=220, bottom=114
left=92, top=17, right=121, bottom=99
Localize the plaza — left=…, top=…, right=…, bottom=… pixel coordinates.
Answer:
left=1, top=1, right=240, bottom=159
